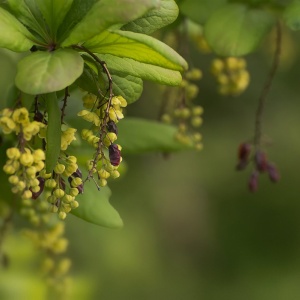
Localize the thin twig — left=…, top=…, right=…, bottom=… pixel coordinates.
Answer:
left=254, top=21, right=281, bottom=148
left=61, top=87, right=70, bottom=124
left=72, top=45, right=114, bottom=182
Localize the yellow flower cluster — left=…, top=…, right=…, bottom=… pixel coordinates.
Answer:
left=211, top=57, right=250, bottom=96
left=161, top=68, right=204, bottom=151
left=78, top=94, right=126, bottom=187
left=0, top=107, right=45, bottom=139
left=4, top=147, right=45, bottom=199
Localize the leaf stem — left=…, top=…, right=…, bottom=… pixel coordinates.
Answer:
left=254, top=21, right=281, bottom=148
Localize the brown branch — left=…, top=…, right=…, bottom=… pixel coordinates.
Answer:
left=254, top=21, right=281, bottom=148
left=61, top=87, right=70, bottom=124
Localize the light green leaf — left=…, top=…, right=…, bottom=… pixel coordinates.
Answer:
left=35, top=0, right=73, bottom=36
left=97, top=54, right=183, bottom=86
left=15, top=49, right=84, bottom=94
left=0, top=7, right=34, bottom=52
left=84, top=30, right=188, bottom=71
left=7, top=0, right=49, bottom=43
left=61, top=0, right=159, bottom=47
left=204, top=3, right=275, bottom=56
left=122, top=0, right=179, bottom=34
left=57, top=0, right=97, bottom=43
left=180, top=0, right=227, bottom=25
left=45, top=93, right=61, bottom=173
left=117, top=118, right=192, bottom=154
left=71, top=185, right=123, bottom=229
left=283, top=0, right=300, bottom=31
left=111, top=73, right=143, bottom=104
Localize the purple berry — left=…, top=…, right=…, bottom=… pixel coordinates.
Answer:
left=255, top=151, right=268, bottom=172
left=267, top=163, right=280, bottom=182
left=248, top=171, right=259, bottom=192
left=109, top=144, right=121, bottom=166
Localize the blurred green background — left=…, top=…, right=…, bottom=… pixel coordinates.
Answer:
left=2, top=28, right=300, bottom=299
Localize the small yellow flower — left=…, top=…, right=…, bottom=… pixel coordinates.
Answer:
left=0, top=116, right=16, bottom=134
left=12, top=108, right=29, bottom=125
left=61, top=128, right=77, bottom=150
left=6, top=147, right=21, bottom=160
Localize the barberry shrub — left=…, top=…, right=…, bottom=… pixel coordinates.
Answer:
left=1, top=0, right=300, bottom=298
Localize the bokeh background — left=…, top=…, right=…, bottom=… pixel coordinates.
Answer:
left=1, top=25, right=300, bottom=299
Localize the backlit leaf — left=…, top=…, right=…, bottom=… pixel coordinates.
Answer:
left=71, top=184, right=123, bottom=229
left=61, top=0, right=159, bottom=46
left=15, top=49, right=84, bottom=94
left=204, top=3, right=275, bottom=56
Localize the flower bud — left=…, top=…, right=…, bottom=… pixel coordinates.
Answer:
left=108, top=144, right=121, bottom=166
left=248, top=171, right=259, bottom=192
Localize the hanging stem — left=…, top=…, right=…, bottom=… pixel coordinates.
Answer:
left=254, top=21, right=281, bottom=148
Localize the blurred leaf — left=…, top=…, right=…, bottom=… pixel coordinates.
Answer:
left=97, top=53, right=183, bottom=86
left=35, top=0, right=73, bottom=36
left=15, top=49, right=84, bottom=94
left=122, top=0, right=179, bottom=34
left=85, top=29, right=188, bottom=71
left=0, top=7, right=34, bottom=52
left=61, top=0, right=159, bottom=46
left=180, top=0, right=227, bottom=24
left=283, top=0, right=300, bottom=30
left=204, top=3, right=275, bottom=56
left=45, top=93, right=61, bottom=173
left=117, top=117, right=192, bottom=154
left=71, top=185, right=123, bottom=229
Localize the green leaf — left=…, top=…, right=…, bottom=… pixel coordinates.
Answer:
left=111, top=73, right=143, bottom=104
left=61, top=0, right=159, bottom=47
left=122, top=0, right=179, bottom=34
left=97, top=53, right=183, bottom=86
left=84, top=29, right=188, bottom=71
left=7, top=0, right=49, bottom=43
left=0, top=7, right=34, bottom=52
left=15, top=49, right=84, bottom=94
left=180, top=0, right=227, bottom=25
left=204, top=3, right=275, bottom=56
left=57, top=0, right=98, bottom=43
left=35, top=0, right=73, bottom=37
left=117, top=117, right=192, bottom=154
left=45, top=93, right=61, bottom=173
left=71, top=185, right=123, bottom=229
left=283, top=0, right=300, bottom=30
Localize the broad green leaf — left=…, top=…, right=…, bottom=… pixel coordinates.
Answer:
left=117, top=118, right=192, bottom=154
left=76, top=61, right=143, bottom=104
left=97, top=54, right=183, bottom=86
left=111, top=73, right=143, bottom=104
left=35, top=0, right=73, bottom=37
left=283, top=1, right=300, bottom=30
left=180, top=0, right=227, bottom=25
left=7, top=0, right=49, bottom=43
left=45, top=93, right=61, bottom=173
left=15, top=49, right=84, bottom=94
left=204, top=3, right=275, bottom=56
left=0, top=7, right=34, bottom=52
left=122, top=0, right=179, bottom=34
left=71, top=185, right=123, bottom=228
left=61, top=0, right=160, bottom=47
left=84, top=30, right=188, bottom=71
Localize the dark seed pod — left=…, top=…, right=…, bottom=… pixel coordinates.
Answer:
left=34, top=111, right=44, bottom=122
left=31, top=177, right=45, bottom=200
left=77, top=184, right=84, bottom=194
left=255, top=151, right=268, bottom=172
left=109, top=144, right=121, bottom=166
left=238, top=143, right=252, bottom=161
left=267, top=163, right=280, bottom=182
left=59, top=177, right=66, bottom=190
left=107, top=120, right=118, bottom=135
left=72, top=168, right=82, bottom=178
left=248, top=171, right=259, bottom=192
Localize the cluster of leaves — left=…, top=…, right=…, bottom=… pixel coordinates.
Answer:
left=179, top=0, right=300, bottom=56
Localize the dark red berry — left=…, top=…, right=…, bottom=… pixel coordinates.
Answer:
left=31, top=177, right=45, bottom=200
left=267, top=163, right=280, bottom=182
left=248, top=171, right=259, bottom=192
left=238, top=143, right=252, bottom=161
left=255, top=151, right=268, bottom=172
left=107, top=121, right=118, bottom=135
left=109, top=144, right=121, bottom=166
